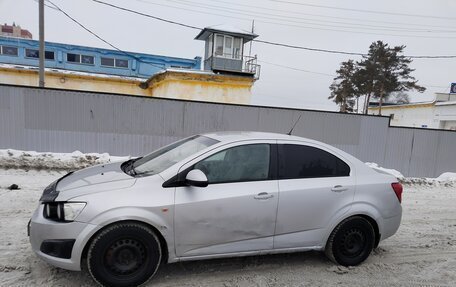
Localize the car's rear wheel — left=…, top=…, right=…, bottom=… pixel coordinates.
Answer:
left=87, top=222, right=162, bottom=287
left=325, top=216, right=375, bottom=266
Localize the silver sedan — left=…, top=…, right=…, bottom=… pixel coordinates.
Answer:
left=29, top=132, right=402, bottom=287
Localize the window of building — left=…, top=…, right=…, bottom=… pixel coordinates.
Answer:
left=100, top=57, right=128, bottom=68
left=1, top=45, right=18, bottom=56
left=194, top=144, right=270, bottom=184
left=25, top=49, right=55, bottom=60
left=233, top=38, right=242, bottom=60
left=115, top=59, right=128, bottom=68
left=67, top=53, right=94, bottom=65
left=278, top=144, right=350, bottom=179
left=207, top=34, right=213, bottom=58
left=215, top=34, right=224, bottom=57
left=100, top=57, right=114, bottom=66
left=213, top=34, right=242, bottom=59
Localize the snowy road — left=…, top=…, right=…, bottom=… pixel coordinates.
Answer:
left=0, top=168, right=455, bottom=286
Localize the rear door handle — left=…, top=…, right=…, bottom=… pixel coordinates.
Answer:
left=331, top=185, right=348, bottom=192
left=254, top=192, right=274, bottom=200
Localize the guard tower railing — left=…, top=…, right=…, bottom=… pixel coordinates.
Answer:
left=204, top=54, right=261, bottom=80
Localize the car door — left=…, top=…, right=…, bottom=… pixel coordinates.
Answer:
left=274, top=142, right=355, bottom=249
left=174, top=141, right=279, bottom=257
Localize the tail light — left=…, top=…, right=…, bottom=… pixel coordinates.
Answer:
left=391, top=182, right=403, bottom=203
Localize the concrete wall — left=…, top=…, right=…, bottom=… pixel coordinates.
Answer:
left=369, top=103, right=438, bottom=128
left=1, top=85, right=455, bottom=177
left=147, top=70, right=254, bottom=104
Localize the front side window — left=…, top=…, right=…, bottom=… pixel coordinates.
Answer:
left=279, top=144, right=350, bottom=179
left=131, top=135, right=219, bottom=176
left=1, top=45, right=18, bottom=56
left=194, top=144, right=270, bottom=184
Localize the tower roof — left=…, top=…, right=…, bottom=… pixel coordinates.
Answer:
left=195, top=24, right=258, bottom=43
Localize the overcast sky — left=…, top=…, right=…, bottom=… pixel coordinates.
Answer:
left=1, top=0, right=455, bottom=111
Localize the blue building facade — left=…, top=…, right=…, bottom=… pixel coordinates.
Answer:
left=0, top=36, right=201, bottom=78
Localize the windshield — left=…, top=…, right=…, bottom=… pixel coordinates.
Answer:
left=129, top=135, right=219, bottom=176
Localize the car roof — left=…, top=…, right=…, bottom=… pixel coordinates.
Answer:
left=201, top=131, right=314, bottom=143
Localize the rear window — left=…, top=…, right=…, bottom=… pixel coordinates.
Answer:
left=278, top=144, right=350, bottom=179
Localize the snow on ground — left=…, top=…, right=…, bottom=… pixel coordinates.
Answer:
left=0, top=149, right=129, bottom=171
left=0, top=152, right=455, bottom=286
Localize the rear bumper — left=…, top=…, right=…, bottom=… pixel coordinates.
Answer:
left=380, top=209, right=402, bottom=241
left=29, top=204, right=98, bottom=271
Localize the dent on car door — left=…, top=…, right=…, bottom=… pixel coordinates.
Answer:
left=274, top=143, right=355, bottom=249
left=174, top=143, right=279, bottom=257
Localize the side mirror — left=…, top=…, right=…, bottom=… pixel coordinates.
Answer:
left=185, top=169, right=208, bottom=187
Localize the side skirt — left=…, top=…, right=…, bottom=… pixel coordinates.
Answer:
left=168, top=245, right=324, bottom=263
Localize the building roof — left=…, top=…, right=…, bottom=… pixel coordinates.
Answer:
left=435, top=100, right=456, bottom=106
left=0, top=36, right=201, bottom=79
left=195, top=24, right=258, bottom=42
left=369, top=101, right=435, bottom=110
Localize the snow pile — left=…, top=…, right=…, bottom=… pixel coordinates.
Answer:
left=436, top=172, right=456, bottom=182
left=365, top=162, right=405, bottom=180
left=366, top=162, right=456, bottom=187
left=0, top=149, right=129, bottom=170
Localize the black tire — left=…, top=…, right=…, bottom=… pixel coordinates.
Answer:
left=87, top=222, right=162, bottom=287
left=325, top=216, right=375, bottom=266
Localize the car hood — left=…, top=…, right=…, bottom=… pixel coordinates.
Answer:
left=55, top=161, right=136, bottom=201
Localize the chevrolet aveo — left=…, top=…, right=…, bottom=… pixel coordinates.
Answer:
left=29, top=132, right=402, bottom=287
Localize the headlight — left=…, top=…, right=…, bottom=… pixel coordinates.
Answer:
left=43, top=202, right=86, bottom=222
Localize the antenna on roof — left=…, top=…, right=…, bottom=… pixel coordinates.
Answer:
left=287, top=114, right=302, bottom=135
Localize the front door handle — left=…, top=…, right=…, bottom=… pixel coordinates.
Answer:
left=331, top=185, right=348, bottom=192
left=254, top=192, right=274, bottom=200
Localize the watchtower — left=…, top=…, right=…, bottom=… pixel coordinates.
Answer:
left=195, top=25, right=260, bottom=78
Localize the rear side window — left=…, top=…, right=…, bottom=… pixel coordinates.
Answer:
left=278, top=144, right=350, bottom=179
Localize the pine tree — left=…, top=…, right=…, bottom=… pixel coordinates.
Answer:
left=329, top=60, right=358, bottom=113
left=357, top=41, right=425, bottom=115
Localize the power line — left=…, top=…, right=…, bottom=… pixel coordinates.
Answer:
left=89, top=0, right=456, bottom=59
left=255, top=39, right=365, bottom=56
left=148, top=0, right=456, bottom=33
left=269, top=0, right=456, bottom=20
left=128, top=0, right=456, bottom=39
left=45, top=0, right=167, bottom=71
left=258, top=60, right=335, bottom=77
left=91, top=0, right=200, bottom=30
left=253, top=39, right=456, bottom=59
left=203, top=0, right=455, bottom=30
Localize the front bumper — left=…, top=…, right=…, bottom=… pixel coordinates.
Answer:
left=29, top=204, right=98, bottom=271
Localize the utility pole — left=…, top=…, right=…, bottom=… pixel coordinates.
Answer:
left=39, top=0, right=45, bottom=87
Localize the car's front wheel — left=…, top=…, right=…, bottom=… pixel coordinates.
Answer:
left=87, top=222, right=162, bottom=287
left=325, top=216, right=375, bottom=266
